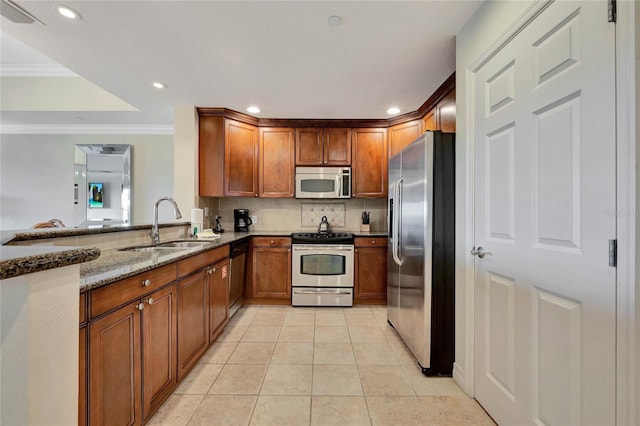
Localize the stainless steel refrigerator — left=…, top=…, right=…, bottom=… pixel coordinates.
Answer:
left=387, top=131, right=455, bottom=376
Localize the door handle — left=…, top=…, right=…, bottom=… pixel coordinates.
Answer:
left=470, top=246, right=492, bottom=259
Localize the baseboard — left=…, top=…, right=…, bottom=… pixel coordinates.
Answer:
left=453, top=362, right=472, bottom=397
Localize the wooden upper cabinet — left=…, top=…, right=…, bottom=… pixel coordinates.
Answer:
left=296, top=128, right=323, bottom=165
left=422, top=88, right=456, bottom=134
left=389, top=119, right=422, bottom=158
left=323, top=128, right=351, bottom=165
left=296, top=128, right=351, bottom=165
left=422, top=109, right=437, bottom=133
left=259, top=127, right=295, bottom=197
left=437, top=89, right=456, bottom=132
left=199, top=115, right=225, bottom=197
left=225, top=119, right=259, bottom=197
left=351, top=128, right=388, bottom=198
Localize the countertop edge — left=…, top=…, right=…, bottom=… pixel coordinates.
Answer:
left=1, top=247, right=101, bottom=280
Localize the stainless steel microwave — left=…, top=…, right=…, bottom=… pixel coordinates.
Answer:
left=295, top=166, right=351, bottom=199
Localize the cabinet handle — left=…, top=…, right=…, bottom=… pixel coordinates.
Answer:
left=142, top=279, right=151, bottom=287
left=270, top=240, right=274, bottom=244
left=146, top=298, right=154, bottom=305
left=355, top=249, right=358, bottom=253
left=137, top=303, right=144, bottom=311
left=255, top=194, right=258, bottom=197
left=372, top=240, right=376, bottom=245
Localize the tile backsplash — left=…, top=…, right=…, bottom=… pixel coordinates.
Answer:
left=202, top=197, right=387, bottom=232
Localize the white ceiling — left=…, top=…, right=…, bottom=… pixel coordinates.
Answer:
left=0, top=1, right=482, bottom=129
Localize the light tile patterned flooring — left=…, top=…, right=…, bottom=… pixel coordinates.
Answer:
left=148, top=305, right=495, bottom=426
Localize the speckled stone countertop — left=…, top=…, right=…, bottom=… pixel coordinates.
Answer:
left=0, top=245, right=101, bottom=280
left=79, top=229, right=388, bottom=292
left=0, top=222, right=189, bottom=280
left=0, top=222, right=387, bottom=288
left=0, top=221, right=190, bottom=245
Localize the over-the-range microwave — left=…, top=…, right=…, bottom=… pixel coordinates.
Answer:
left=295, top=166, right=351, bottom=199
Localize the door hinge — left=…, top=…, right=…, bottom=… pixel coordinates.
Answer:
left=608, top=0, right=616, bottom=22
left=609, top=239, right=617, bottom=267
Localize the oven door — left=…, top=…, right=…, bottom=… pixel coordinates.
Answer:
left=292, top=244, right=354, bottom=287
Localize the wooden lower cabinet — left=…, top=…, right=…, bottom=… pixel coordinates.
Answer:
left=249, top=237, right=291, bottom=301
left=177, top=269, right=210, bottom=380
left=209, top=258, right=229, bottom=342
left=88, top=284, right=178, bottom=425
left=354, top=237, right=388, bottom=304
left=142, top=284, right=177, bottom=421
left=89, top=300, right=142, bottom=426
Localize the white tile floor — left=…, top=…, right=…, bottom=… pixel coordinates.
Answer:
left=148, top=305, right=495, bottom=426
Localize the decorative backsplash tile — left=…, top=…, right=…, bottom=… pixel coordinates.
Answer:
left=301, top=203, right=346, bottom=228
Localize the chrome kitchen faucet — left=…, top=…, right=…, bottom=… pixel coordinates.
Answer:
left=150, top=197, right=182, bottom=244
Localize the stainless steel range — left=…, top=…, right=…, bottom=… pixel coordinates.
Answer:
left=291, top=231, right=354, bottom=307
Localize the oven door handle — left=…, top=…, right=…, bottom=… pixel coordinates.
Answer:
left=293, top=290, right=352, bottom=295
left=293, top=247, right=353, bottom=252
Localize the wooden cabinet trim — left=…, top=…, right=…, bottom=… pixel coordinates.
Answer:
left=79, top=292, right=86, bottom=325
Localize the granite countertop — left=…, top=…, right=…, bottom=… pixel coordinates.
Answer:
left=1, top=224, right=387, bottom=287
left=0, top=245, right=101, bottom=280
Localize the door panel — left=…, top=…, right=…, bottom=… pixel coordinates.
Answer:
left=473, top=2, right=616, bottom=425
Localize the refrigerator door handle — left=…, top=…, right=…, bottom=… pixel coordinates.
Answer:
left=392, top=178, right=403, bottom=265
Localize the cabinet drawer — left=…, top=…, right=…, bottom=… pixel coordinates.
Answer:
left=253, top=237, right=291, bottom=248
left=177, top=245, right=229, bottom=277
left=355, top=237, right=387, bottom=248
left=90, top=263, right=177, bottom=318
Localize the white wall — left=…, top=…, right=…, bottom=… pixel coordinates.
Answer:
left=454, top=0, right=532, bottom=394
left=0, top=133, right=174, bottom=230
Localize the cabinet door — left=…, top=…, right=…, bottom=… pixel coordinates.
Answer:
left=252, top=247, right=291, bottom=299
left=389, top=120, right=422, bottom=158
left=177, top=269, right=209, bottom=380
left=79, top=326, right=87, bottom=426
left=225, top=119, right=258, bottom=197
left=296, top=128, right=324, bottom=165
left=423, top=109, right=437, bottom=132
left=209, top=258, right=229, bottom=342
left=437, top=89, right=456, bottom=132
left=142, top=284, right=177, bottom=421
left=259, top=127, right=295, bottom=197
left=324, top=128, right=351, bottom=165
left=351, top=128, right=388, bottom=198
left=89, top=301, right=142, bottom=426
left=199, top=115, right=225, bottom=197
left=354, top=241, right=388, bottom=303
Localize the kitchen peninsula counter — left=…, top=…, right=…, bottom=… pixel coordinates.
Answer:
left=2, top=224, right=387, bottom=288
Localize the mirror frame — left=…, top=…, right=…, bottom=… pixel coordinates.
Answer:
left=74, top=144, right=131, bottom=227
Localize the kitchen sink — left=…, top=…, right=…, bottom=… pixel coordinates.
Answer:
left=118, top=245, right=186, bottom=253
left=118, top=240, right=211, bottom=252
left=156, top=241, right=212, bottom=248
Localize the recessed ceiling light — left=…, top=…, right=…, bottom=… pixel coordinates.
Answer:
left=247, top=106, right=260, bottom=114
left=152, top=82, right=166, bottom=89
left=57, top=5, right=80, bottom=20
left=327, top=15, right=342, bottom=26
left=387, top=107, right=400, bottom=115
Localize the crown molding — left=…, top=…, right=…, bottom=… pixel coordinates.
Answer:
left=0, top=64, right=79, bottom=77
left=198, top=72, right=455, bottom=129
left=0, top=124, right=174, bottom=135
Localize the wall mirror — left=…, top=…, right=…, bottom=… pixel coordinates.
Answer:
left=74, top=144, right=131, bottom=227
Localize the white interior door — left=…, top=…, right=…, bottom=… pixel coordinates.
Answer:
left=472, top=1, right=616, bottom=425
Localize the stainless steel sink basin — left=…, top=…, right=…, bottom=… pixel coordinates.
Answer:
left=118, top=240, right=211, bottom=252
left=156, top=241, right=211, bottom=248
left=119, top=245, right=185, bottom=253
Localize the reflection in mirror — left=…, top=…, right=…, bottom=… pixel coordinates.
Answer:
left=74, top=144, right=131, bottom=227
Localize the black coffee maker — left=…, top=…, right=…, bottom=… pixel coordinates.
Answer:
left=234, top=209, right=253, bottom=232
